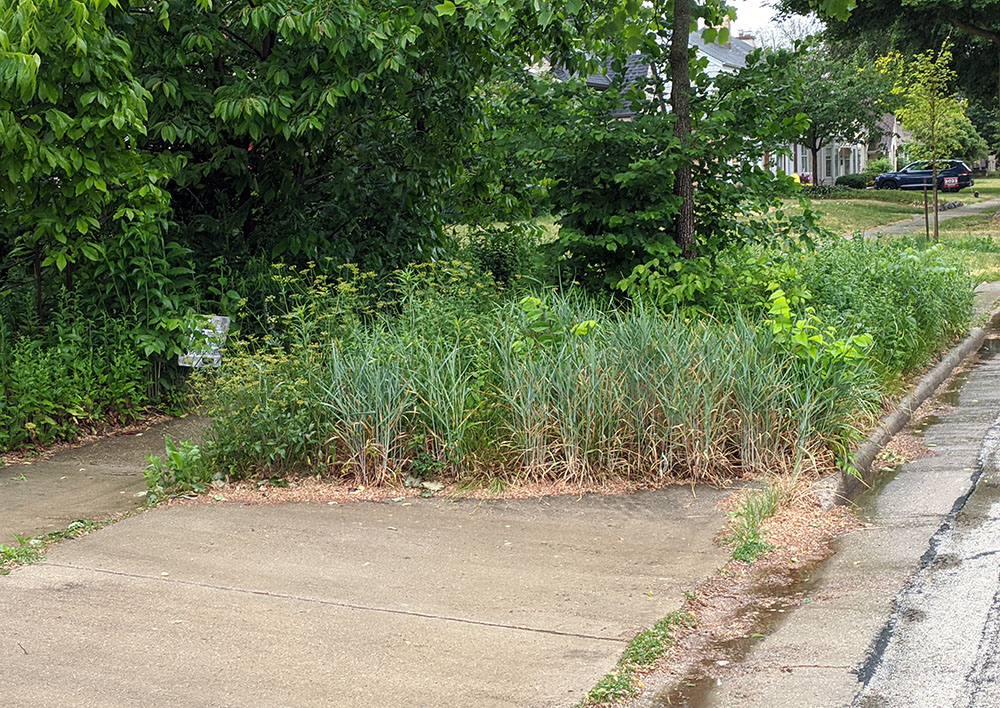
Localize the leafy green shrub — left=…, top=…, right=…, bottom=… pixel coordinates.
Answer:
left=802, top=184, right=854, bottom=199
left=466, top=224, right=541, bottom=285
left=0, top=312, right=153, bottom=452
left=144, top=435, right=210, bottom=501
left=866, top=157, right=894, bottom=176
left=835, top=173, right=869, bottom=189
left=197, top=282, right=881, bottom=486
left=618, top=243, right=811, bottom=315
left=801, top=240, right=972, bottom=378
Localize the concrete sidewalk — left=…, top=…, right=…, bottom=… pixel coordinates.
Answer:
left=0, top=489, right=730, bottom=707
left=866, top=196, right=1000, bottom=236
left=0, top=416, right=206, bottom=543
left=671, top=332, right=1000, bottom=707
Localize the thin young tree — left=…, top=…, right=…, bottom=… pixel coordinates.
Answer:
left=895, top=40, right=964, bottom=242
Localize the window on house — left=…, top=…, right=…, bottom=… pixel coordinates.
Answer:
left=825, top=148, right=833, bottom=180
left=800, top=146, right=810, bottom=171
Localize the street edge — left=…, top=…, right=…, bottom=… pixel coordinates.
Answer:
left=814, top=306, right=1000, bottom=508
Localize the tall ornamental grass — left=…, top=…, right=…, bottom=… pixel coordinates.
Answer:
left=198, top=264, right=881, bottom=486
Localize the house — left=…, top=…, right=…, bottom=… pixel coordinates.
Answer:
left=553, top=33, right=871, bottom=185
left=869, top=113, right=903, bottom=170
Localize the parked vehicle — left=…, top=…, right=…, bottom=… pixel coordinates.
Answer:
left=874, top=160, right=974, bottom=192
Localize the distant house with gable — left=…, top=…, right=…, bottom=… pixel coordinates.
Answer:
left=552, top=32, right=873, bottom=185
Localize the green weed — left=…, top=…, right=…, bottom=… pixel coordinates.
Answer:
left=0, top=519, right=105, bottom=575
left=144, top=435, right=210, bottom=501
left=581, top=612, right=697, bottom=705
left=726, top=483, right=783, bottom=563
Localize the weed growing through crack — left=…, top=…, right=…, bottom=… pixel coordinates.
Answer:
left=581, top=611, right=697, bottom=705
left=727, top=483, right=783, bottom=563
left=0, top=519, right=107, bottom=575
left=0, top=534, right=43, bottom=574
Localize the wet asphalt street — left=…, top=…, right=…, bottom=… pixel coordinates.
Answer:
left=855, top=411, right=1000, bottom=708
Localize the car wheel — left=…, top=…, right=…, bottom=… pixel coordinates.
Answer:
left=881, top=179, right=898, bottom=190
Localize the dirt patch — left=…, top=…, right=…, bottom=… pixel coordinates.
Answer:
left=622, top=493, right=862, bottom=707
left=170, top=475, right=735, bottom=507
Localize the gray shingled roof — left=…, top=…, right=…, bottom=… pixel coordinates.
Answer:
left=551, top=34, right=756, bottom=116
left=688, top=34, right=755, bottom=70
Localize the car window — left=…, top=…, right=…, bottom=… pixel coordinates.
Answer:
left=901, top=162, right=922, bottom=172
left=921, top=162, right=935, bottom=170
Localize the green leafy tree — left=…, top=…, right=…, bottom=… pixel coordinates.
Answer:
left=547, top=47, right=817, bottom=298
left=113, top=0, right=599, bottom=271
left=892, top=41, right=964, bottom=241
left=786, top=45, right=893, bottom=185
left=0, top=0, right=191, bottom=356
left=779, top=0, right=1000, bottom=135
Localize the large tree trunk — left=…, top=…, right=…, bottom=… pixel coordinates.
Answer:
left=670, top=0, right=695, bottom=259
left=810, top=144, right=820, bottom=186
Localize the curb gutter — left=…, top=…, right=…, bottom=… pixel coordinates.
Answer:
left=815, top=306, right=1000, bottom=508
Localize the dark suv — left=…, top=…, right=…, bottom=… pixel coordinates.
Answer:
left=874, top=160, right=974, bottom=192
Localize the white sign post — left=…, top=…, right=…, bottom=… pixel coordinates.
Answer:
left=178, top=315, right=231, bottom=368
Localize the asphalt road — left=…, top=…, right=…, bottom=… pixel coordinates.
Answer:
left=855, top=411, right=1000, bottom=708
left=664, top=327, right=1000, bottom=708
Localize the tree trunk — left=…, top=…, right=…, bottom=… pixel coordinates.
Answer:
left=932, top=161, right=939, bottom=242
left=931, top=111, right=939, bottom=242
left=670, top=0, right=695, bottom=259
left=810, top=144, right=820, bottom=186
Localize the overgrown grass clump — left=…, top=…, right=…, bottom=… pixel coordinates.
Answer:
left=802, top=239, right=972, bottom=379
left=193, top=261, right=882, bottom=488
left=581, top=612, right=697, bottom=705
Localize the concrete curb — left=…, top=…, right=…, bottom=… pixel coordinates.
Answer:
left=815, top=307, right=1000, bottom=508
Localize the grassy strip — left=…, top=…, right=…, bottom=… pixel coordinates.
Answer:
left=580, top=611, right=698, bottom=706
left=0, top=518, right=113, bottom=575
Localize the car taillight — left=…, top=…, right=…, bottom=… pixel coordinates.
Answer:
left=962, top=171, right=970, bottom=175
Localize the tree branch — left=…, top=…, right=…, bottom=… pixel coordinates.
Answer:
left=950, top=18, right=1000, bottom=46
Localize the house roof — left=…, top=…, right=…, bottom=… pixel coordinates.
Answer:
left=689, top=34, right=755, bottom=70
left=551, top=34, right=756, bottom=96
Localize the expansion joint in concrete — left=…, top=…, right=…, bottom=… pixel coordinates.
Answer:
left=46, top=562, right=628, bottom=644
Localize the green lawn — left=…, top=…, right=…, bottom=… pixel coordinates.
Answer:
left=787, top=178, right=1000, bottom=236
left=786, top=199, right=923, bottom=234
left=931, top=206, right=1000, bottom=283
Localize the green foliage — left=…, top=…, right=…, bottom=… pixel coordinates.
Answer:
left=112, top=0, right=601, bottom=272
left=727, top=483, right=782, bottom=562
left=764, top=288, right=874, bottom=375
left=548, top=48, right=818, bottom=289
left=801, top=239, right=972, bottom=378
left=144, top=434, right=209, bottom=501
left=788, top=45, right=894, bottom=176
left=0, top=308, right=152, bottom=452
left=802, top=184, right=855, bottom=199
left=0, top=0, right=192, bottom=359
left=836, top=173, right=869, bottom=189
left=866, top=157, right=894, bottom=177
left=0, top=535, right=43, bottom=574
left=0, top=518, right=106, bottom=574
left=197, top=278, right=882, bottom=486
left=581, top=612, right=697, bottom=705
left=466, top=223, right=542, bottom=285
left=889, top=42, right=975, bottom=170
